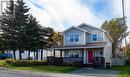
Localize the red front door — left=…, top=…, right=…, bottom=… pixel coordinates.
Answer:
left=88, top=51, right=93, bottom=64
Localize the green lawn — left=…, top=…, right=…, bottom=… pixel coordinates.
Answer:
left=112, top=66, right=130, bottom=77
left=11, top=66, right=80, bottom=73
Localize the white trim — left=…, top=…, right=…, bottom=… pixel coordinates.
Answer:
left=84, top=32, right=86, bottom=44
left=103, top=31, right=105, bottom=42
left=78, top=23, right=104, bottom=32
left=62, top=26, right=88, bottom=34
left=52, top=46, right=104, bottom=50
left=104, top=30, right=113, bottom=42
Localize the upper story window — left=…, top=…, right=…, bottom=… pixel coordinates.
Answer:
left=92, top=34, right=98, bottom=42
left=70, top=35, right=74, bottom=42
left=75, top=34, right=79, bottom=42
left=69, top=34, right=79, bottom=42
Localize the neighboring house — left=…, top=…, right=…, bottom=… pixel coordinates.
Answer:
left=5, top=50, right=50, bottom=60
left=52, top=23, right=113, bottom=67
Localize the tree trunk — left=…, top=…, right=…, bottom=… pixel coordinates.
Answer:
left=19, top=50, right=22, bottom=60
left=13, top=50, right=16, bottom=60
left=34, top=51, right=35, bottom=60
left=41, top=49, right=43, bottom=60
left=28, top=50, right=30, bottom=60
left=36, top=50, right=38, bottom=60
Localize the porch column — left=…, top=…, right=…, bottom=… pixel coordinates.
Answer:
left=83, top=48, right=87, bottom=64
left=53, top=50, right=55, bottom=57
left=60, top=49, right=62, bottom=58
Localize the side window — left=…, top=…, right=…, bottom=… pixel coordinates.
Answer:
left=92, top=34, right=98, bottom=42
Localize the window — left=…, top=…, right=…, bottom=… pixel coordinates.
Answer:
left=69, top=35, right=74, bottom=42
left=92, top=34, right=98, bottom=41
left=69, top=34, right=79, bottom=42
left=75, top=34, right=79, bottom=42
left=68, top=50, right=81, bottom=58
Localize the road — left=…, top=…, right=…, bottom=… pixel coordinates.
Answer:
left=0, top=68, right=119, bottom=77
left=0, top=70, right=51, bottom=77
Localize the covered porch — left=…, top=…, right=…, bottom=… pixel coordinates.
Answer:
left=48, top=42, right=106, bottom=66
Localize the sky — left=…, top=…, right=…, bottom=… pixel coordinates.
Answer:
left=25, top=0, right=130, bottom=32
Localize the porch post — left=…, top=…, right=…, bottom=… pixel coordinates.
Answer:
left=53, top=49, right=55, bottom=57
left=83, top=48, right=87, bottom=64
left=60, top=49, right=62, bottom=58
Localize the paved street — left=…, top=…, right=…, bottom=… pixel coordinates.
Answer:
left=0, top=68, right=119, bottom=77
left=0, top=70, right=51, bottom=77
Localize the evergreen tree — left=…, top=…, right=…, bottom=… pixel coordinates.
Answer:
left=14, top=0, right=30, bottom=59
left=0, top=0, right=17, bottom=59
left=27, top=15, right=54, bottom=60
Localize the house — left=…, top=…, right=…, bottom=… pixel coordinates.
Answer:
left=52, top=23, right=113, bottom=67
left=5, top=49, right=50, bottom=60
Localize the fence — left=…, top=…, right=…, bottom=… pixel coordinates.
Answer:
left=112, top=58, right=125, bottom=66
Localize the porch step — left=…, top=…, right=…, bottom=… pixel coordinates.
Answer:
left=83, top=64, right=93, bottom=67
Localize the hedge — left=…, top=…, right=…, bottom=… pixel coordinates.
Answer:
left=0, top=59, right=47, bottom=67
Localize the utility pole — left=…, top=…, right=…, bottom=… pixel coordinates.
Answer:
left=122, top=0, right=127, bottom=58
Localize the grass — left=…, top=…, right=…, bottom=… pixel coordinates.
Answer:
left=10, top=66, right=80, bottom=73
left=112, top=66, right=130, bottom=77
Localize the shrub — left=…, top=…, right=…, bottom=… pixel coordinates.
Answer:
left=5, top=59, right=47, bottom=66
left=0, top=60, right=8, bottom=67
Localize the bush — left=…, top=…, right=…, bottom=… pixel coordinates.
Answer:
left=5, top=59, right=47, bottom=66
left=0, top=60, right=8, bottom=67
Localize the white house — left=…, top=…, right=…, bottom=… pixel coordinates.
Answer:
left=52, top=23, right=113, bottom=67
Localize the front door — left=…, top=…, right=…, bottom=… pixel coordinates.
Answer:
left=88, top=51, right=93, bottom=64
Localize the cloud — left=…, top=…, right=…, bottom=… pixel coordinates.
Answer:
left=26, top=0, right=130, bottom=32
left=26, top=0, right=105, bottom=32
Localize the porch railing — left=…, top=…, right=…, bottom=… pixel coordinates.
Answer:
left=92, top=57, right=105, bottom=67
left=47, top=56, right=83, bottom=65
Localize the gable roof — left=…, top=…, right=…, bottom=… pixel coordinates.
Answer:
left=78, top=23, right=113, bottom=42
left=62, top=26, right=89, bottom=34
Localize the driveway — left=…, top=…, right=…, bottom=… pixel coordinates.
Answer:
left=0, top=67, right=119, bottom=77
left=71, top=68, right=119, bottom=77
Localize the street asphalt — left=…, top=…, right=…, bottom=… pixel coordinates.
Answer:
left=0, top=70, right=52, bottom=77
left=0, top=67, right=119, bottom=77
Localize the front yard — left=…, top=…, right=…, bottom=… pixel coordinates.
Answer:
left=112, top=66, right=130, bottom=77
left=10, top=66, right=79, bottom=73
left=0, top=60, right=80, bottom=73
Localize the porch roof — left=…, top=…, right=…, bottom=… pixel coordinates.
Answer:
left=52, top=42, right=106, bottom=50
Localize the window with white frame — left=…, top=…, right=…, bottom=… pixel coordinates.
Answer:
left=68, top=50, right=81, bottom=58
left=92, top=34, right=98, bottom=42
left=69, top=34, right=79, bottom=42
left=69, top=35, right=74, bottom=42
left=75, top=34, right=79, bottom=42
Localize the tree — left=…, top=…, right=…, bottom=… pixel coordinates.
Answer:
left=14, top=0, right=30, bottom=59
left=101, top=18, right=128, bottom=57
left=0, top=0, right=17, bottom=59
left=0, top=0, right=54, bottom=60
left=47, top=32, right=63, bottom=47
left=27, top=15, right=54, bottom=60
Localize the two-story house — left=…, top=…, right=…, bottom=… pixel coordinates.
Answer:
left=52, top=23, right=113, bottom=67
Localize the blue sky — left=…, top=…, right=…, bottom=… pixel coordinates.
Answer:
left=26, top=0, right=130, bottom=32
